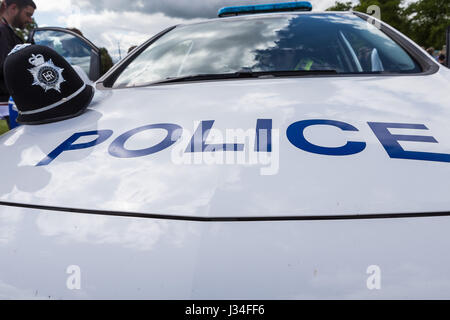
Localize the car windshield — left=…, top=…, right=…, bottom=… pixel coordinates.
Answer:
left=112, top=13, right=422, bottom=88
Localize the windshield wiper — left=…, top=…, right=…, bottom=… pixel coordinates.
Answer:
left=150, top=69, right=338, bottom=85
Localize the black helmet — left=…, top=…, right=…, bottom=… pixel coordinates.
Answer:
left=3, top=44, right=94, bottom=125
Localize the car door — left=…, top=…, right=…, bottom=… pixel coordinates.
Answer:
left=28, top=27, right=102, bottom=81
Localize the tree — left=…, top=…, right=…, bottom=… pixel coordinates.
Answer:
left=354, top=0, right=409, bottom=34
left=326, top=0, right=409, bottom=35
left=325, top=0, right=449, bottom=49
left=405, top=0, right=450, bottom=49
left=99, top=47, right=114, bottom=76
left=326, top=1, right=353, bottom=11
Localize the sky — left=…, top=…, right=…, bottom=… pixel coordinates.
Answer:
left=32, top=0, right=346, bottom=62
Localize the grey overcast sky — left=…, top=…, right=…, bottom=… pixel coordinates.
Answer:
left=33, top=0, right=349, bottom=61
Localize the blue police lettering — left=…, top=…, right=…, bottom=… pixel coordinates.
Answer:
left=368, top=122, right=450, bottom=163
left=36, top=130, right=113, bottom=166
left=36, top=119, right=450, bottom=166
left=286, top=119, right=366, bottom=156
left=108, top=123, right=182, bottom=158
left=185, top=120, right=244, bottom=152
left=255, top=119, right=272, bottom=152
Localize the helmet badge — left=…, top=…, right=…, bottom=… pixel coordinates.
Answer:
left=28, top=53, right=66, bottom=93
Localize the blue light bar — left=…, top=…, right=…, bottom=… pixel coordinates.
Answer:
left=218, top=1, right=312, bottom=17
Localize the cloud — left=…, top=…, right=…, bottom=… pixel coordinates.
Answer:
left=80, top=0, right=339, bottom=19
left=33, top=0, right=340, bottom=61
left=37, top=0, right=340, bottom=20
left=35, top=0, right=202, bottom=60
left=61, top=11, right=199, bottom=60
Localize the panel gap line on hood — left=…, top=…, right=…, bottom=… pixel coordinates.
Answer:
left=1, top=201, right=450, bottom=222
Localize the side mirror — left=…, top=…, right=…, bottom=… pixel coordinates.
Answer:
left=28, top=27, right=102, bottom=81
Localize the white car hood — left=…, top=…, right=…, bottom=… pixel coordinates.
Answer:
left=1, top=72, right=450, bottom=218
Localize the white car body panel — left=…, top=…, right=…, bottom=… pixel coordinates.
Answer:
left=2, top=206, right=450, bottom=299
left=1, top=10, right=450, bottom=299
left=1, top=72, right=450, bottom=217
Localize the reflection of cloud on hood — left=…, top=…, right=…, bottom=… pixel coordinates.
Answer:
left=0, top=209, right=24, bottom=246
left=36, top=212, right=169, bottom=251
left=35, top=210, right=202, bottom=252
left=0, top=280, right=46, bottom=299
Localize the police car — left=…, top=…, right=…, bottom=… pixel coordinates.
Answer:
left=0, top=2, right=450, bottom=299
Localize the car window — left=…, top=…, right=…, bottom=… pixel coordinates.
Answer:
left=340, top=26, right=417, bottom=73
left=33, top=30, right=92, bottom=75
left=112, top=13, right=422, bottom=88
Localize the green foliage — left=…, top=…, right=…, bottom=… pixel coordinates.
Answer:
left=355, top=0, right=409, bottom=35
left=0, top=119, right=9, bottom=135
left=326, top=1, right=353, bottom=11
left=405, top=0, right=450, bottom=49
left=99, top=47, right=114, bottom=76
left=325, top=0, right=450, bottom=49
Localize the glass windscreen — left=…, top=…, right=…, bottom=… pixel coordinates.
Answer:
left=113, top=13, right=421, bottom=88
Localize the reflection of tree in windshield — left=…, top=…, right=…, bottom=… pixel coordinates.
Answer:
left=252, top=15, right=345, bottom=72
left=183, top=18, right=292, bottom=74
